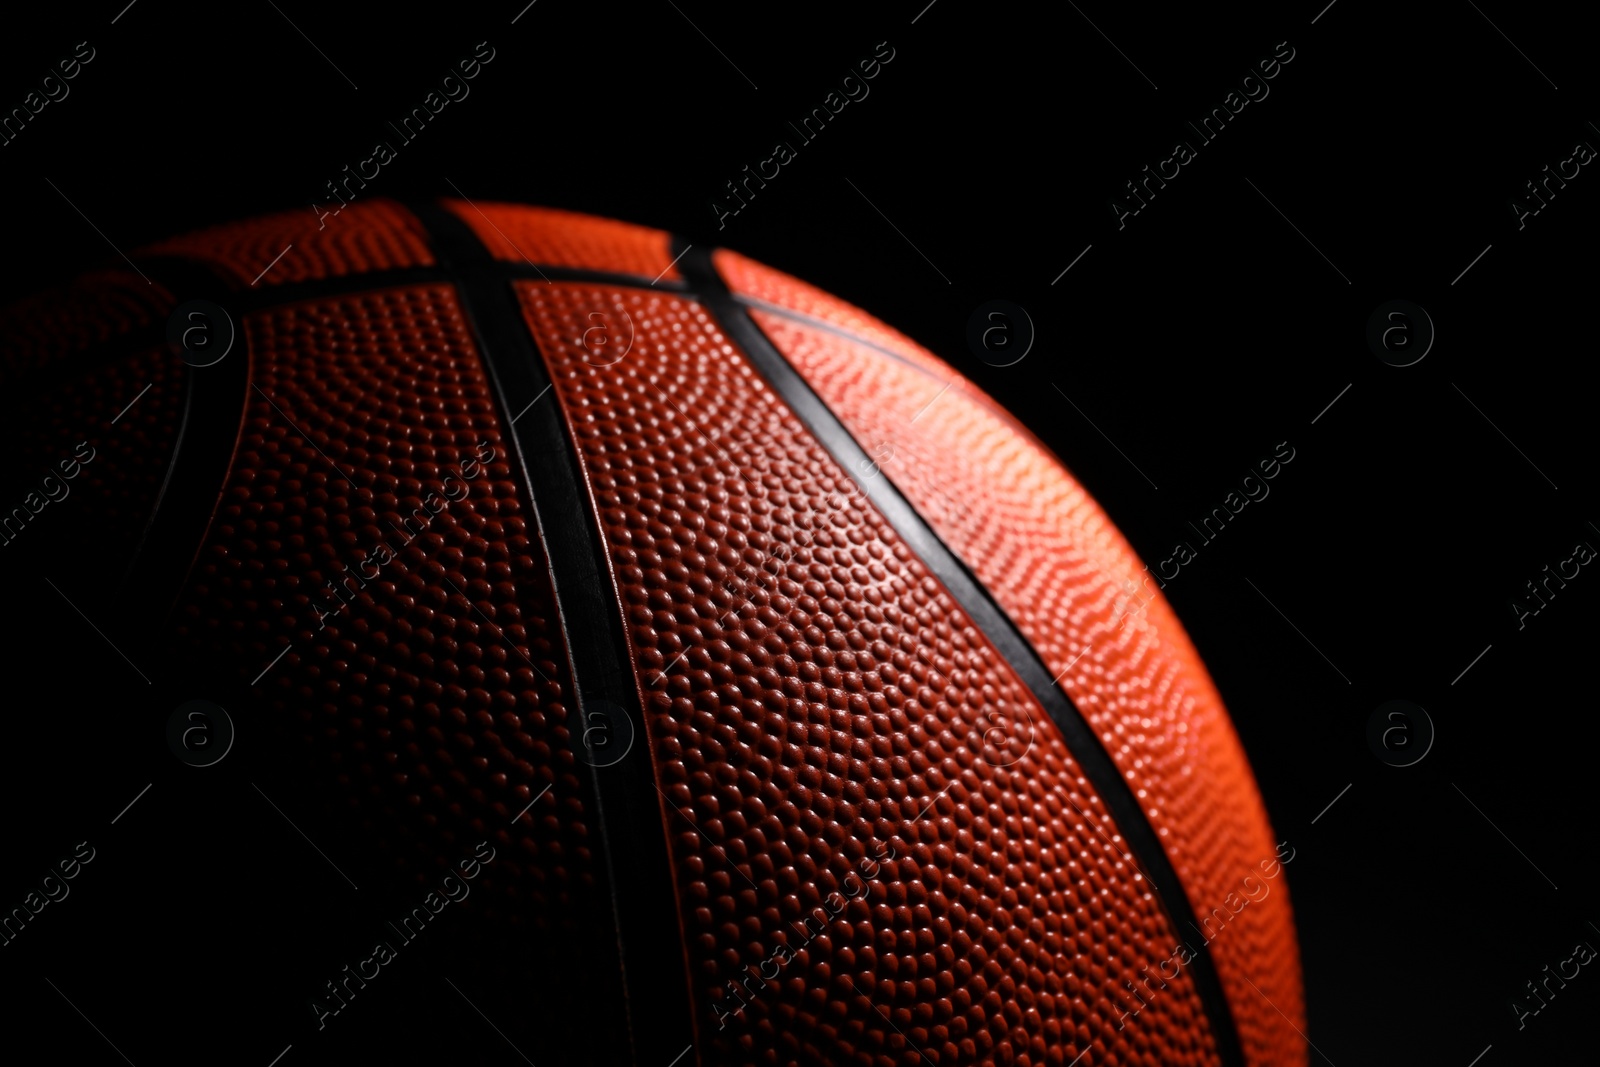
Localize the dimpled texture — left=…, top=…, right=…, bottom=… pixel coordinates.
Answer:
left=515, top=279, right=1224, bottom=1067
left=0, top=269, right=168, bottom=386
left=137, top=199, right=435, bottom=287
left=714, top=250, right=948, bottom=379
left=737, top=289, right=1305, bottom=1066
left=165, top=285, right=594, bottom=935
left=6, top=201, right=1303, bottom=1066
left=443, top=199, right=681, bottom=280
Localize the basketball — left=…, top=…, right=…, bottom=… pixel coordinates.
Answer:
left=0, top=200, right=1303, bottom=1066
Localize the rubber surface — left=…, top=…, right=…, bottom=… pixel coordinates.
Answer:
left=515, top=278, right=1226, bottom=1067
left=0, top=199, right=1304, bottom=1067
left=720, top=250, right=1305, bottom=1067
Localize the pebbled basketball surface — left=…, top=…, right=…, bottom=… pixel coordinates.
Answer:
left=0, top=199, right=1304, bottom=1067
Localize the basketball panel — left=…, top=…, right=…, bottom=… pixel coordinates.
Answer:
left=515, top=277, right=1225, bottom=1067
left=739, top=304, right=1305, bottom=1067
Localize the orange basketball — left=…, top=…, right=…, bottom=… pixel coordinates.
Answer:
left=0, top=201, right=1303, bottom=1066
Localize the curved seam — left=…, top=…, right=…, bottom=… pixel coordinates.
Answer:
left=117, top=258, right=252, bottom=625
left=403, top=198, right=698, bottom=1067
left=681, top=238, right=1249, bottom=1067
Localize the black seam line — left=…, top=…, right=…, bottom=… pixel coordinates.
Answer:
left=133, top=257, right=688, bottom=313
left=107, top=252, right=691, bottom=620
left=401, top=199, right=695, bottom=1067
left=9, top=263, right=687, bottom=398
left=734, top=294, right=943, bottom=380
left=730, top=294, right=1045, bottom=443
left=489, top=262, right=693, bottom=291
left=117, top=257, right=250, bottom=630
left=676, top=240, right=1249, bottom=1067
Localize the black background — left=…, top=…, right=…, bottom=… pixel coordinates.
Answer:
left=1, top=1, right=1596, bottom=1064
